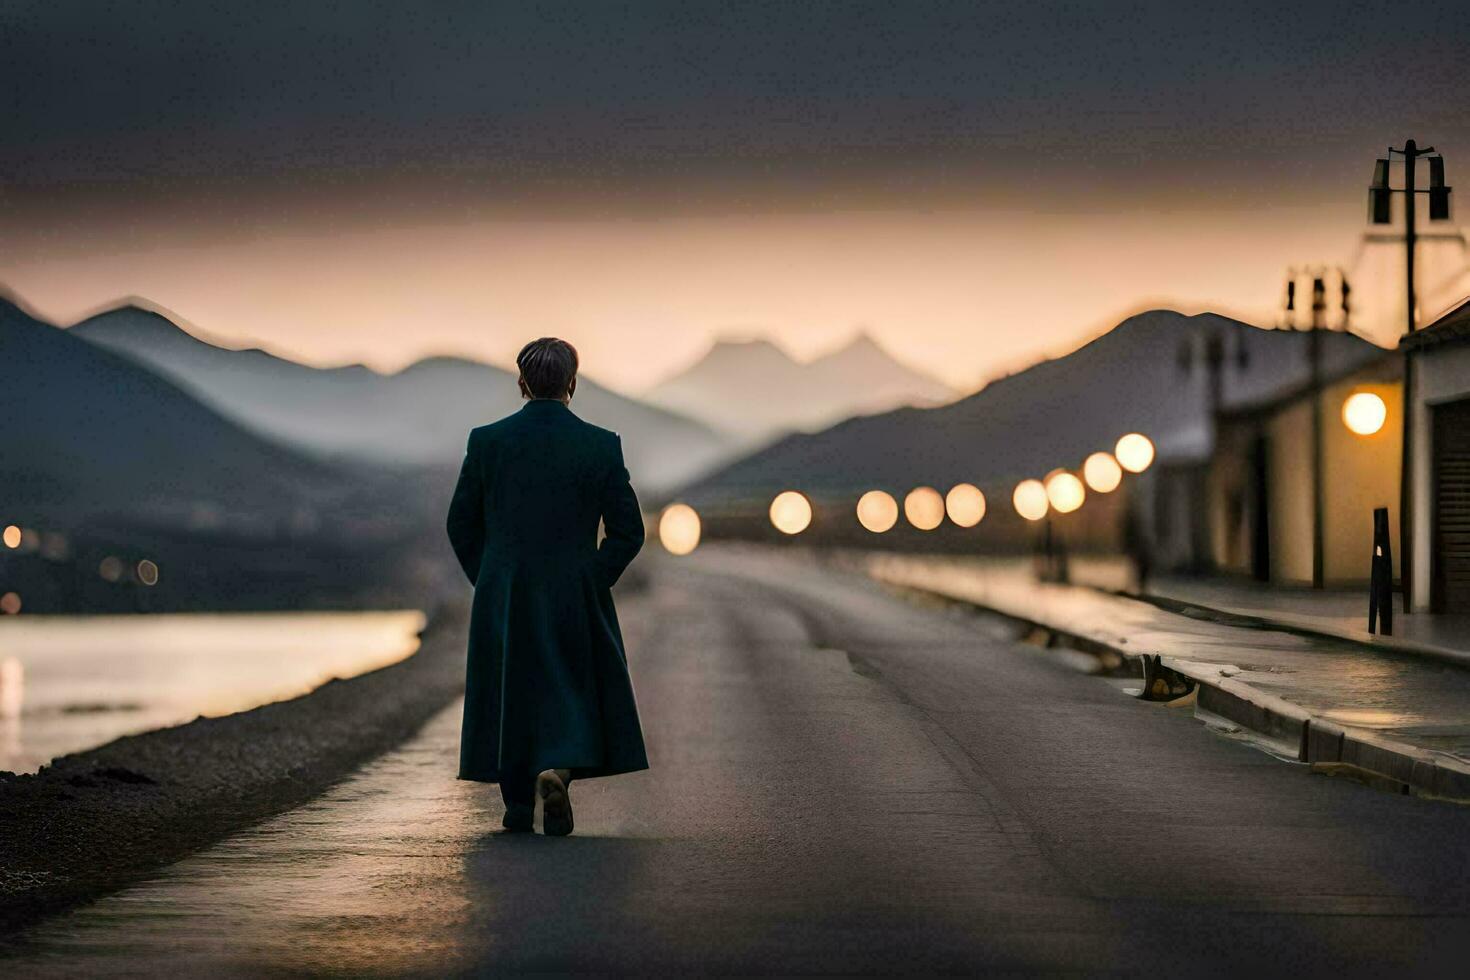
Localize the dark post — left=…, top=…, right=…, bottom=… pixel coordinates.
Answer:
left=1375, top=141, right=1442, bottom=615
left=1401, top=140, right=1417, bottom=614
left=1369, top=506, right=1394, bottom=635
left=1310, top=275, right=1326, bottom=588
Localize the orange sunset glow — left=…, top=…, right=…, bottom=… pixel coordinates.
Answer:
left=3, top=203, right=1381, bottom=394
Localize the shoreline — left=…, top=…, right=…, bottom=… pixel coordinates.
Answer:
left=0, top=600, right=469, bottom=937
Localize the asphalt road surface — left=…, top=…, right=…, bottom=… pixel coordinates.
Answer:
left=7, top=545, right=1470, bottom=976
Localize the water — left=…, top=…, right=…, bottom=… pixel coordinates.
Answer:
left=0, top=609, right=426, bottom=773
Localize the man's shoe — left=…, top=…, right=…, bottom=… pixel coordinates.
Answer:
left=501, top=803, right=534, bottom=833
left=537, top=769, right=574, bottom=837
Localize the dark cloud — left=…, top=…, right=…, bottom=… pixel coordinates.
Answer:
left=4, top=0, right=1470, bottom=203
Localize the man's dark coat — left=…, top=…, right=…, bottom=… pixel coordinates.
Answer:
left=445, top=398, right=648, bottom=783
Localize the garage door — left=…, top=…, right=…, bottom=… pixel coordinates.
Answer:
left=1433, top=398, right=1470, bottom=613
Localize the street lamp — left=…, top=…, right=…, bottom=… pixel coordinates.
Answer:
left=769, top=491, right=812, bottom=535
left=1012, top=480, right=1049, bottom=522
left=1343, top=392, right=1388, bottom=437
left=1368, top=139, right=1453, bottom=612
left=658, top=503, right=702, bottom=556
left=1044, top=470, right=1086, bottom=514
left=944, top=484, right=986, bottom=528
left=1083, top=451, right=1123, bottom=493
left=1114, top=433, right=1155, bottom=474
left=903, top=487, right=945, bottom=531
left=856, top=490, right=899, bottom=533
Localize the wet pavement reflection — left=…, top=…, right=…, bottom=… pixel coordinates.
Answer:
left=6, top=701, right=481, bottom=976
left=867, top=554, right=1470, bottom=762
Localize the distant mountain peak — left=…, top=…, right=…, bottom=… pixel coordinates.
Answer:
left=701, top=335, right=797, bottom=361
left=817, top=329, right=910, bottom=368
left=827, top=328, right=883, bottom=354
left=711, top=335, right=786, bottom=350
left=646, top=327, right=955, bottom=444
left=392, top=354, right=508, bottom=379
left=71, top=300, right=389, bottom=378
left=73, top=298, right=229, bottom=346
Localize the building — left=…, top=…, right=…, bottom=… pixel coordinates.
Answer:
left=1207, top=349, right=1403, bottom=587
left=1403, top=299, right=1470, bottom=614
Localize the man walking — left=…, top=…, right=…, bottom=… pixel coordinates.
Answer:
left=446, top=338, right=648, bottom=836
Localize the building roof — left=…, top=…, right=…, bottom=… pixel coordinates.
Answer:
left=1216, top=346, right=1401, bottom=423
left=1402, top=297, right=1470, bottom=351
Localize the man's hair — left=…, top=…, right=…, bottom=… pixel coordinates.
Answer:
left=516, top=337, right=579, bottom=399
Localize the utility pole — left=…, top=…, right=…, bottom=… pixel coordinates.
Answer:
left=1369, top=140, right=1451, bottom=613
left=1402, top=142, right=1418, bottom=614
left=1310, top=275, right=1326, bottom=588
left=1282, top=268, right=1331, bottom=588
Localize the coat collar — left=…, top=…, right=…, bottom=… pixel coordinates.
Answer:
left=519, top=398, right=572, bottom=414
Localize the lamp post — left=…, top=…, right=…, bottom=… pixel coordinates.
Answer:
left=1310, top=273, right=1328, bottom=588
left=1281, top=267, right=1353, bottom=587
left=1368, top=140, right=1453, bottom=612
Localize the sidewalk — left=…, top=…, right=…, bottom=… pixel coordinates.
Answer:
left=862, top=553, right=1470, bottom=800
left=1146, top=575, right=1470, bottom=668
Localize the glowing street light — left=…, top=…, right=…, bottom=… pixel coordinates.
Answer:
left=658, top=503, right=702, bottom=555
left=1082, top=452, right=1123, bottom=493
left=1, top=525, right=19, bottom=549
left=904, top=487, right=945, bottom=531
left=1114, top=433, right=1155, bottom=474
left=1013, top=479, right=1049, bottom=522
left=856, top=490, right=899, bottom=533
left=1044, top=470, right=1086, bottom=514
left=944, top=483, right=986, bottom=528
left=769, top=490, right=813, bottom=535
left=1342, top=391, right=1388, bottom=436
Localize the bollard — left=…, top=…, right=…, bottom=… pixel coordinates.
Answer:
left=1368, top=507, right=1393, bottom=635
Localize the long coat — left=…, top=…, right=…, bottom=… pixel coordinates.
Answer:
left=445, top=398, right=648, bottom=783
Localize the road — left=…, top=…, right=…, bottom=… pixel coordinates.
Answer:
left=6, top=545, right=1470, bottom=976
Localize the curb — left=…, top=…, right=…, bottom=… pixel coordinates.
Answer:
left=873, top=569, right=1470, bottom=804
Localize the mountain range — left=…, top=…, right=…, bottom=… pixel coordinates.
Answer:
left=645, top=332, right=954, bottom=446
left=1, top=297, right=349, bottom=530
left=70, top=303, right=733, bottom=493
left=674, top=310, right=1390, bottom=506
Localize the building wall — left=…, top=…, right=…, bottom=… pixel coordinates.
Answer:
left=1410, top=341, right=1470, bottom=609
left=1207, top=422, right=1256, bottom=576
left=1210, top=364, right=1403, bottom=587
left=1267, top=400, right=1315, bottom=584
left=1321, top=377, right=1402, bottom=583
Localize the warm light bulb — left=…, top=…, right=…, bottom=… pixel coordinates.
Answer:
left=856, top=490, right=899, bottom=533
left=1013, top=480, right=1050, bottom=521
left=944, top=483, right=986, bottom=527
left=658, top=503, right=701, bottom=555
left=1342, top=392, right=1387, bottom=436
left=1083, top=452, right=1123, bottom=493
left=769, top=491, right=813, bottom=535
left=1115, top=433, right=1156, bottom=474
left=903, top=487, right=945, bottom=531
left=1045, top=471, right=1086, bottom=514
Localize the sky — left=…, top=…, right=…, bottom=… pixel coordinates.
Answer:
left=4, top=1, right=1470, bottom=392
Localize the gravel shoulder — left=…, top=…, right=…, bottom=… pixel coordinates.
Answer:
left=0, top=599, right=471, bottom=935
